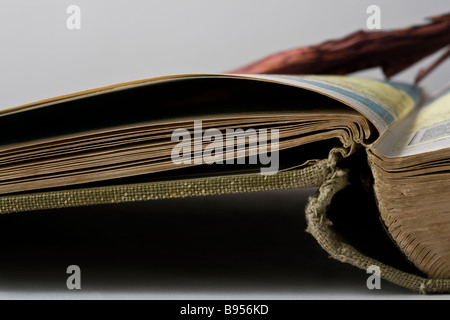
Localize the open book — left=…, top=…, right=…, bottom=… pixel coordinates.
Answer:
left=2, top=74, right=450, bottom=292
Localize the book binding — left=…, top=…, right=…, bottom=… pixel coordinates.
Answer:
left=305, top=155, right=450, bottom=293
left=0, top=161, right=328, bottom=214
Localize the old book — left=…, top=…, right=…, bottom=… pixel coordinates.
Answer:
left=1, top=73, right=450, bottom=293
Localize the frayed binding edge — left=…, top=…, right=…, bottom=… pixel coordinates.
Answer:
left=304, top=154, right=450, bottom=294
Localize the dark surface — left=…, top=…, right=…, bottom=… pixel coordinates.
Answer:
left=0, top=188, right=413, bottom=298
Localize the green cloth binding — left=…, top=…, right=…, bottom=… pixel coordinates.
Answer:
left=0, top=161, right=328, bottom=214
left=3, top=154, right=450, bottom=293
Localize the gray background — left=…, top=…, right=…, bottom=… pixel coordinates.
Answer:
left=0, top=0, right=449, bottom=300
left=1, top=0, right=449, bottom=109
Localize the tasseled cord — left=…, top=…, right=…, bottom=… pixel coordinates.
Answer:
left=304, top=153, right=450, bottom=294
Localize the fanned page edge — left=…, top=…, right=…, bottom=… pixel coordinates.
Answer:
left=1, top=73, right=418, bottom=137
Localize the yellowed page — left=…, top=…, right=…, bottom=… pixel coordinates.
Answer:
left=1, top=73, right=418, bottom=135
left=231, top=74, right=417, bottom=134
left=374, top=91, right=450, bottom=157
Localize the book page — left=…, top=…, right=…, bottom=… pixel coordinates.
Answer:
left=235, top=74, right=419, bottom=134
left=374, top=90, right=450, bottom=157
left=3, top=73, right=419, bottom=137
